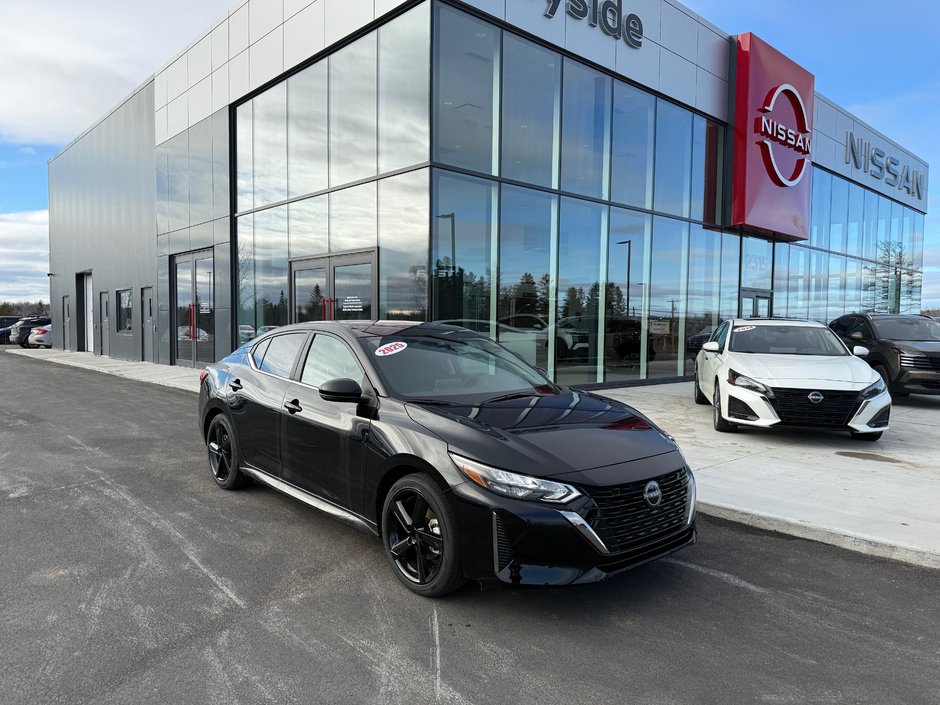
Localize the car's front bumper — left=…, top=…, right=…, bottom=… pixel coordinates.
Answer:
left=895, top=368, right=940, bottom=395
left=449, top=465, right=697, bottom=586
left=720, top=385, right=891, bottom=433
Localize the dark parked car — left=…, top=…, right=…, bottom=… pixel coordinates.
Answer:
left=830, top=313, right=940, bottom=396
left=0, top=315, right=21, bottom=344
left=199, top=321, right=696, bottom=596
left=9, top=316, right=51, bottom=348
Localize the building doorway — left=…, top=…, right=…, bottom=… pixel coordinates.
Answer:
left=98, top=292, right=110, bottom=356
left=173, top=250, right=215, bottom=367
left=290, top=251, right=376, bottom=323
left=141, top=287, right=154, bottom=362
left=740, top=288, right=773, bottom=319
left=80, top=273, right=94, bottom=353
left=62, top=296, right=71, bottom=351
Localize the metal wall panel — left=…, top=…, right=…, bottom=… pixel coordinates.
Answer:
left=48, top=83, right=158, bottom=361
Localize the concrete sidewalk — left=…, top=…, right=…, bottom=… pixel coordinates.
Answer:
left=7, top=347, right=940, bottom=569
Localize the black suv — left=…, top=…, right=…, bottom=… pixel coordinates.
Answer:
left=830, top=313, right=940, bottom=396
left=9, top=317, right=51, bottom=348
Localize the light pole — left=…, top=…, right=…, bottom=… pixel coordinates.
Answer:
left=617, top=239, right=632, bottom=316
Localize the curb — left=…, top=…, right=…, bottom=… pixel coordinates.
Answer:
left=698, top=501, right=940, bottom=571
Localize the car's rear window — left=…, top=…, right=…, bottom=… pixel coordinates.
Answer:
left=729, top=325, right=847, bottom=356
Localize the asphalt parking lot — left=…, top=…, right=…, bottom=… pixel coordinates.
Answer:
left=2, top=349, right=939, bottom=705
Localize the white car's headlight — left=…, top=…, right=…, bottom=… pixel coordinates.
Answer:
left=450, top=453, right=581, bottom=503
left=861, top=377, right=887, bottom=399
left=728, top=369, right=774, bottom=398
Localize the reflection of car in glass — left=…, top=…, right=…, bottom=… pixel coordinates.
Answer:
left=555, top=316, right=592, bottom=358
left=830, top=313, right=940, bottom=397
left=686, top=327, right=714, bottom=358
left=199, top=321, right=697, bottom=597
left=694, top=318, right=890, bottom=440
left=437, top=319, right=547, bottom=367
left=257, top=326, right=279, bottom=336
left=557, top=315, right=655, bottom=361
left=238, top=325, right=256, bottom=343
left=177, top=326, right=211, bottom=341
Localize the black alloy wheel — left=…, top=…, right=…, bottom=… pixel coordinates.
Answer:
left=382, top=474, right=464, bottom=597
left=206, top=415, right=249, bottom=490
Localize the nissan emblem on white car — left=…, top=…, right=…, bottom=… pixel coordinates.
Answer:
left=808, top=392, right=825, bottom=404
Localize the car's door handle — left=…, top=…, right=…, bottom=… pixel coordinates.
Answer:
left=229, top=379, right=243, bottom=392
left=284, top=399, right=302, bottom=415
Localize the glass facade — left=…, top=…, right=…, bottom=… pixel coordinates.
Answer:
left=227, top=0, right=925, bottom=384
left=775, top=167, right=925, bottom=321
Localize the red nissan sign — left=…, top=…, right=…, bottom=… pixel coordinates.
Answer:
left=731, top=33, right=815, bottom=242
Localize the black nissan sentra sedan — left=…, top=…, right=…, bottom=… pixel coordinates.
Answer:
left=198, top=321, right=696, bottom=596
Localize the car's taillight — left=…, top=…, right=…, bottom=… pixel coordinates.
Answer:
left=34, top=328, right=48, bottom=334
left=199, top=370, right=209, bottom=383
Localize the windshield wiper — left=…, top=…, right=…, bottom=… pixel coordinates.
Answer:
left=405, top=398, right=460, bottom=406
left=482, top=392, right=542, bottom=404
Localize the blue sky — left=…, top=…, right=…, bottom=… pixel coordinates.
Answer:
left=0, top=0, right=937, bottom=305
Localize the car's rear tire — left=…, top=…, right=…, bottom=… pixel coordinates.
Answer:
left=381, top=474, right=465, bottom=598
left=713, top=385, right=736, bottom=433
left=206, top=414, right=250, bottom=490
left=850, top=431, right=882, bottom=441
left=693, top=369, right=709, bottom=405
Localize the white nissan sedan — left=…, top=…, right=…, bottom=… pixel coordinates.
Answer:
left=693, top=319, right=891, bottom=440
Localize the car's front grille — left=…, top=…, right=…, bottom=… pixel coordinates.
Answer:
left=585, top=468, right=690, bottom=554
left=769, top=387, right=860, bottom=428
left=900, top=354, right=940, bottom=370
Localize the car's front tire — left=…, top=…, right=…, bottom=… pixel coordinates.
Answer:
left=693, top=368, right=709, bottom=405
left=381, top=474, right=465, bottom=598
left=206, top=414, right=250, bottom=490
left=713, top=385, right=736, bottom=433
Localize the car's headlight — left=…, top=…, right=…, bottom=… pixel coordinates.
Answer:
left=686, top=470, right=697, bottom=526
left=728, top=369, right=773, bottom=397
left=450, top=453, right=581, bottom=503
left=861, top=377, right=887, bottom=399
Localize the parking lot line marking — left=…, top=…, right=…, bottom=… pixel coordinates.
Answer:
left=431, top=606, right=441, bottom=701
left=664, top=558, right=770, bottom=595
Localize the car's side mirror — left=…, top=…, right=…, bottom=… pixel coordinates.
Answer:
left=850, top=331, right=863, bottom=340
left=702, top=341, right=721, bottom=353
left=853, top=346, right=869, bottom=357
left=319, top=378, right=365, bottom=403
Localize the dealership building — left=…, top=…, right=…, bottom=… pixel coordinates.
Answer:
left=48, top=0, right=930, bottom=386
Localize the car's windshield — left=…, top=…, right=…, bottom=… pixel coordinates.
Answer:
left=871, top=317, right=940, bottom=342
left=360, top=333, right=557, bottom=402
left=728, top=324, right=847, bottom=356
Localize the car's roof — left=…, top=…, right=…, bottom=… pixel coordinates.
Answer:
left=258, top=320, right=482, bottom=339
left=730, top=318, right=825, bottom=328
left=861, top=313, right=932, bottom=319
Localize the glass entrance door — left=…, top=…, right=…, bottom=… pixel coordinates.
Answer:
left=174, top=249, right=215, bottom=366
left=290, top=251, right=376, bottom=323
left=740, top=288, right=772, bottom=319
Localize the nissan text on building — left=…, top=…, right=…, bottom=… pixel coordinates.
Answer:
left=48, top=0, right=929, bottom=386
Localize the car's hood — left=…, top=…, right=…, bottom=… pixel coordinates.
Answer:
left=728, top=353, right=878, bottom=387
left=404, top=390, right=679, bottom=477
left=891, top=340, right=940, bottom=354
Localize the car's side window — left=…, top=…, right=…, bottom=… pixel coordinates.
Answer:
left=830, top=318, right=848, bottom=337
left=250, top=338, right=270, bottom=368
left=858, top=321, right=875, bottom=340
left=846, top=318, right=872, bottom=341
left=258, top=333, right=308, bottom=378
left=714, top=322, right=730, bottom=351
left=301, top=335, right=364, bottom=389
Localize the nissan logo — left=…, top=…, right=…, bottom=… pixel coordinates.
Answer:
left=643, top=481, right=662, bottom=508
left=757, top=83, right=812, bottom=187
left=808, top=391, right=824, bottom=404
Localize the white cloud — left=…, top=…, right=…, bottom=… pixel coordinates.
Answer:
left=0, top=210, right=50, bottom=302
left=0, top=0, right=234, bottom=145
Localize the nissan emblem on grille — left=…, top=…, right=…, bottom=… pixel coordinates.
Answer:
left=643, top=481, right=663, bottom=507
left=808, top=391, right=825, bottom=404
